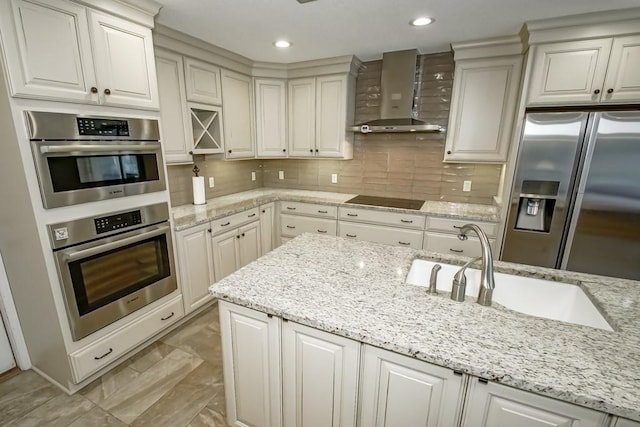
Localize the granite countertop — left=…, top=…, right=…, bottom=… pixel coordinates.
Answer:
left=172, top=188, right=500, bottom=230
left=210, top=233, right=640, bottom=421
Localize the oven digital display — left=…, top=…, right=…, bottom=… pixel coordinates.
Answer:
left=77, top=118, right=130, bottom=136
left=94, top=210, right=142, bottom=234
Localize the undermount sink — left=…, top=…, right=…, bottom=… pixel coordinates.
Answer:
left=406, top=259, right=613, bottom=331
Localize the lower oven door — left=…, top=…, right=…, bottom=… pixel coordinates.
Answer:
left=54, top=222, right=177, bottom=341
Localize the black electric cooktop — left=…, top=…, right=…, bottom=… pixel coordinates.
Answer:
left=344, top=195, right=425, bottom=210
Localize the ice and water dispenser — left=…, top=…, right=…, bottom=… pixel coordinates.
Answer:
left=513, top=180, right=559, bottom=233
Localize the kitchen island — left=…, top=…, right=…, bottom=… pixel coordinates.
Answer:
left=210, top=233, right=640, bottom=425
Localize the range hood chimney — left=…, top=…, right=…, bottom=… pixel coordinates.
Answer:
left=349, top=49, right=444, bottom=134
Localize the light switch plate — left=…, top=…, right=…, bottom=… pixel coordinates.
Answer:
left=331, top=173, right=338, bottom=184
left=251, top=171, right=256, bottom=181
left=463, top=180, right=472, bottom=192
left=209, top=177, right=215, bottom=188
left=279, top=170, right=284, bottom=180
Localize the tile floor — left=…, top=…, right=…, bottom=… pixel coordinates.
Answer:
left=0, top=302, right=229, bottom=426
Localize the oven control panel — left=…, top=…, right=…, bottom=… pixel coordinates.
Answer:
left=95, top=210, right=142, bottom=234
left=77, top=118, right=130, bottom=136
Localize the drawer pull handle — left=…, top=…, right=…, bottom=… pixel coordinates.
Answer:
left=161, top=312, right=175, bottom=321
left=317, top=229, right=327, bottom=233
left=347, top=213, right=358, bottom=217
left=398, top=241, right=410, bottom=246
left=346, top=233, right=356, bottom=238
left=221, top=222, right=231, bottom=227
left=453, top=225, right=463, bottom=229
left=400, top=219, right=413, bottom=223
left=286, top=207, right=296, bottom=210
left=248, top=213, right=256, bottom=218
left=94, top=348, right=113, bottom=360
left=318, top=210, right=328, bottom=214
left=449, top=248, right=464, bottom=253
left=286, top=225, right=296, bottom=229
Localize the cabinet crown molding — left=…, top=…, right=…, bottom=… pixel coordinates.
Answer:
left=74, top=0, right=161, bottom=27
left=452, top=35, right=524, bottom=60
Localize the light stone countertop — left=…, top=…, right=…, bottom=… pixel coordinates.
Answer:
left=172, top=188, right=500, bottom=231
left=210, top=233, right=640, bottom=421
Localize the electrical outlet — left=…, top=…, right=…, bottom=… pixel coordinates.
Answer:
left=251, top=171, right=256, bottom=181
left=331, top=173, right=338, bottom=184
left=463, top=180, right=472, bottom=192
left=208, top=177, right=215, bottom=188
left=279, top=170, right=285, bottom=180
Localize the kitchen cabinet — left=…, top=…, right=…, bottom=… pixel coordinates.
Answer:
left=155, top=49, right=192, bottom=164
left=279, top=201, right=338, bottom=240
left=461, top=378, right=608, bottom=427
left=424, top=217, right=497, bottom=257
left=527, top=35, right=640, bottom=105
left=260, top=203, right=276, bottom=254
left=282, top=321, right=359, bottom=427
left=2, top=0, right=158, bottom=109
left=222, top=70, right=256, bottom=159
left=256, top=79, right=288, bottom=157
left=614, top=418, right=640, bottom=427
left=359, top=345, right=464, bottom=427
left=184, top=57, right=222, bottom=105
left=211, top=214, right=261, bottom=282
left=338, top=206, right=425, bottom=249
left=175, top=222, right=214, bottom=314
left=189, top=102, right=224, bottom=155
left=219, top=301, right=282, bottom=427
left=288, top=75, right=354, bottom=159
left=444, top=56, right=522, bottom=162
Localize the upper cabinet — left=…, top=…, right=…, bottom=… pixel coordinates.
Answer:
left=184, top=58, right=222, bottom=105
left=444, top=37, right=523, bottom=163
left=527, top=35, right=640, bottom=106
left=221, top=70, right=256, bottom=159
left=255, top=79, right=287, bottom=157
left=1, top=0, right=159, bottom=109
left=288, top=78, right=317, bottom=157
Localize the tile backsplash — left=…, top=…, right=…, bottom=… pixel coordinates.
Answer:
left=167, top=52, right=502, bottom=207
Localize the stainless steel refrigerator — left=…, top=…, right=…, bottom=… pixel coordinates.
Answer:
left=502, top=110, right=640, bottom=281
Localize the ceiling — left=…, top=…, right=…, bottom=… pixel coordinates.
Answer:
left=154, top=0, right=639, bottom=63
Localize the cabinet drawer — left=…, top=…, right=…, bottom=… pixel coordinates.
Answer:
left=424, top=232, right=495, bottom=257
left=427, top=217, right=498, bottom=238
left=211, top=208, right=259, bottom=235
left=280, top=214, right=337, bottom=237
left=339, top=222, right=423, bottom=249
left=69, top=295, right=183, bottom=383
left=280, top=201, right=338, bottom=218
left=339, top=207, right=426, bottom=230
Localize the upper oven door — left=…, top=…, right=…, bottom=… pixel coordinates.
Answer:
left=31, top=140, right=166, bottom=208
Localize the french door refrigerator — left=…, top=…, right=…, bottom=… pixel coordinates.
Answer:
left=502, top=110, right=640, bottom=281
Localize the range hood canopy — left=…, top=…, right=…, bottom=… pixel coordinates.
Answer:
left=349, top=49, right=445, bottom=134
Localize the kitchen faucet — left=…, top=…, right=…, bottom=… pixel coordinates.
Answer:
left=453, top=224, right=496, bottom=306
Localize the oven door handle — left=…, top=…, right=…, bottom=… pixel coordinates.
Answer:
left=40, top=143, right=161, bottom=154
left=61, top=224, right=169, bottom=262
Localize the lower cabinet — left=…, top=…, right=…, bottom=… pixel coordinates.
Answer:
left=359, top=345, right=464, bottom=427
left=175, top=222, right=215, bottom=314
left=212, top=221, right=261, bottom=282
left=614, top=418, right=640, bottom=427
left=260, top=203, right=275, bottom=255
left=461, top=378, right=609, bottom=427
left=339, top=221, right=423, bottom=249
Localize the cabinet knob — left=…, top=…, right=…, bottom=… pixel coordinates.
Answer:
left=593, top=89, right=601, bottom=94
left=262, top=209, right=266, bottom=213
left=607, top=88, right=614, bottom=94
left=228, top=149, right=232, bottom=153
left=188, top=151, right=193, bottom=155
left=315, top=149, right=319, bottom=153
left=241, top=233, right=245, bottom=237
left=236, top=235, right=240, bottom=239
left=207, top=228, right=211, bottom=233
left=104, top=88, right=111, bottom=95
left=447, top=150, right=452, bottom=155
left=309, top=149, right=313, bottom=153
left=282, top=148, right=286, bottom=152
left=90, top=86, right=98, bottom=94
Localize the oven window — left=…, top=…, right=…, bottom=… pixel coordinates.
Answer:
left=68, top=234, right=171, bottom=316
left=47, top=154, right=159, bottom=192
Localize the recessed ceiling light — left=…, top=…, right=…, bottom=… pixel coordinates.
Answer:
left=410, top=17, right=434, bottom=27
left=274, top=40, right=292, bottom=48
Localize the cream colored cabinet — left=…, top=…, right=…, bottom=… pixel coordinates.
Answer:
left=219, top=301, right=282, bottom=427
left=461, top=379, right=608, bottom=427
left=339, top=222, right=424, bottom=249
left=256, top=79, right=287, bottom=157
left=528, top=36, right=640, bottom=105
left=189, top=102, right=225, bottom=155
left=288, top=75, right=354, bottom=159
left=282, top=321, right=360, bottom=427
left=424, top=217, right=497, bottom=257
left=359, top=345, right=464, bottom=427
left=155, top=49, right=192, bottom=164
left=184, top=58, right=222, bottom=105
left=614, top=418, right=640, bottom=427
left=175, top=223, right=215, bottom=314
left=279, top=202, right=338, bottom=241
left=222, top=70, right=256, bottom=159
left=260, top=203, right=275, bottom=254
left=2, top=0, right=158, bottom=109
left=211, top=218, right=261, bottom=282
left=444, top=56, right=522, bottom=162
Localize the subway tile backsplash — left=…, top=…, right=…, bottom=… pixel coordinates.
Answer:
left=167, top=52, right=502, bottom=207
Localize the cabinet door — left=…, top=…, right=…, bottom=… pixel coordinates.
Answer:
left=155, top=49, right=192, bottom=164
left=462, top=379, right=608, bottom=427
left=527, top=39, right=612, bottom=106
left=222, top=70, right=256, bottom=159
left=360, top=345, right=464, bottom=427
left=212, top=228, right=240, bottom=282
left=4, top=0, right=96, bottom=102
left=238, top=221, right=261, bottom=269
left=282, top=321, right=359, bottom=427
left=219, top=301, right=282, bottom=427
left=423, top=232, right=495, bottom=257
left=614, top=418, right=640, bottom=427
left=88, top=10, right=158, bottom=109
left=444, top=57, right=522, bottom=162
left=189, top=102, right=225, bottom=154
left=256, top=79, right=287, bottom=157
left=184, top=58, right=222, bottom=105
left=288, top=78, right=316, bottom=157
left=176, top=223, right=214, bottom=314
left=260, top=203, right=275, bottom=255
left=601, top=35, right=640, bottom=103
left=316, top=75, right=347, bottom=158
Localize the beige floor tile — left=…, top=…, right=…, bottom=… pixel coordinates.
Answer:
left=188, top=407, right=229, bottom=427
left=128, top=341, right=175, bottom=373
left=0, top=371, right=63, bottom=424
left=5, top=393, right=94, bottom=427
left=68, top=406, right=128, bottom=427
left=161, top=308, right=222, bottom=365
left=81, top=362, right=141, bottom=405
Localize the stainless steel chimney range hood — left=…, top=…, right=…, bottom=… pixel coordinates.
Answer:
left=348, top=49, right=445, bottom=134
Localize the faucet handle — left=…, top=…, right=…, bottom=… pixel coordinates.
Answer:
left=428, top=264, right=441, bottom=294
left=451, top=272, right=467, bottom=302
